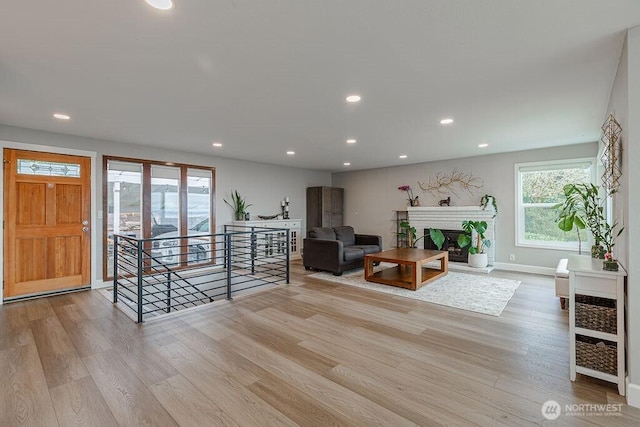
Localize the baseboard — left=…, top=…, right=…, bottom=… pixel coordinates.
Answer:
left=92, top=280, right=112, bottom=290
left=628, top=382, right=640, bottom=408
left=493, top=262, right=555, bottom=276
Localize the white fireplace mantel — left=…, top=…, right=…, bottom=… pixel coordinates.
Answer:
left=407, top=206, right=496, bottom=265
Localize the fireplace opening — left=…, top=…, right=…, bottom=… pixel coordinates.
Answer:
left=424, top=228, right=469, bottom=263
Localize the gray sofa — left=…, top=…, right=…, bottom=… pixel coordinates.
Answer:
left=303, top=226, right=382, bottom=275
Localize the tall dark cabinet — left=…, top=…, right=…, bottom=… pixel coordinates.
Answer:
left=306, top=186, right=344, bottom=229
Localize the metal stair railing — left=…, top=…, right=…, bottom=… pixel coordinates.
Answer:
left=113, top=226, right=290, bottom=322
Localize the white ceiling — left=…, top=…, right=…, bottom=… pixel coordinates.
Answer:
left=1, top=1, right=639, bottom=171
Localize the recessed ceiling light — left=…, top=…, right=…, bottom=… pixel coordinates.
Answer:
left=343, top=162, right=351, bottom=166
left=440, top=118, right=454, bottom=125
left=145, top=0, right=174, bottom=10
left=345, top=95, right=361, bottom=103
left=286, top=151, right=295, bottom=156
left=346, top=139, right=357, bottom=144
left=478, top=143, right=489, bottom=148
left=399, top=155, right=408, bottom=159
left=212, top=142, right=223, bottom=147
left=53, top=113, right=70, bottom=120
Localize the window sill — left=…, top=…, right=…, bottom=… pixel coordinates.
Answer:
left=515, top=242, right=585, bottom=252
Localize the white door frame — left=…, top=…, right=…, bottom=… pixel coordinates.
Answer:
left=0, top=140, right=99, bottom=305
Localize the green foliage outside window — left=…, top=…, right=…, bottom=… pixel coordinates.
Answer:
left=519, top=162, right=592, bottom=246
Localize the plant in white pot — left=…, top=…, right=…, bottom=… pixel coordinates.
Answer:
left=457, top=220, right=491, bottom=268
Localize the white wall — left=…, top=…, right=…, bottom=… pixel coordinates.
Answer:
left=0, top=124, right=331, bottom=284
left=606, top=37, right=629, bottom=269
left=332, top=143, right=597, bottom=270
left=609, top=26, right=640, bottom=407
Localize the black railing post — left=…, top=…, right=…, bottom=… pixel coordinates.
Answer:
left=223, top=225, right=227, bottom=269
left=251, top=227, right=256, bottom=275
left=286, top=229, right=290, bottom=284
left=137, top=239, right=144, bottom=323
left=166, top=271, right=172, bottom=313
left=113, top=235, right=119, bottom=303
left=226, top=233, right=233, bottom=300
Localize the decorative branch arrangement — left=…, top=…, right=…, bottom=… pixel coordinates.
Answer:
left=418, top=169, right=483, bottom=197
left=600, top=113, right=622, bottom=196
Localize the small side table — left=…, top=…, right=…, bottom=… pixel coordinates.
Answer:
left=568, top=255, right=626, bottom=395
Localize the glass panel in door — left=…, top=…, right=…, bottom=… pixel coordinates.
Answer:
left=106, top=160, right=143, bottom=277
left=186, top=169, right=212, bottom=264
left=150, top=165, right=181, bottom=266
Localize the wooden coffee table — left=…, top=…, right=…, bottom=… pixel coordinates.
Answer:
left=364, top=248, right=448, bottom=291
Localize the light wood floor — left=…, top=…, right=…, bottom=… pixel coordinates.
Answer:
left=2, top=261, right=640, bottom=426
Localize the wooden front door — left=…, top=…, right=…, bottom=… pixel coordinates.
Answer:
left=3, top=149, right=91, bottom=298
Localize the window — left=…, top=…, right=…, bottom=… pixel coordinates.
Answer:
left=151, top=165, right=181, bottom=236
left=104, top=157, right=215, bottom=279
left=516, top=158, right=596, bottom=250
left=17, top=158, right=81, bottom=177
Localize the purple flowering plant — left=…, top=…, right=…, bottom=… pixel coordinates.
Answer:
left=398, top=185, right=414, bottom=201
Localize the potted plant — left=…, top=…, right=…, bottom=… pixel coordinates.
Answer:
left=553, top=183, right=605, bottom=258
left=480, top=194, right=498, bottom=218
left=601, top=220, right=623, bottom=271
left=457, top=220, right=491, bottom=268
left=224, top=190, right=252, bottom=221
left=398, top=185, right=420, bottom=207
left=398, top=221, right=444, bottom=250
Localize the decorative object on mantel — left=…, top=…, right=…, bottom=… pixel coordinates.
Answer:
left=257, top=214, right=280, bottom=220
left=600, top=113, right=622, bottom=196
left=398, top=220, right=444, bottom=249
left=224, top=190, right=252, bottom=221
left=480, top=194, right=498, bottom=218
left=281, top=197, right=290, bottom=219
left=457, top=220, right=491, bottom=268
left=398, top=185, right=420, bottom=206
left=438, top=197, right=451, bottom=206
left=418, top=169, right=483, bottom=197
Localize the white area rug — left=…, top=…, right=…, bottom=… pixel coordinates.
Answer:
left=309, top=265, right=520, bottom=316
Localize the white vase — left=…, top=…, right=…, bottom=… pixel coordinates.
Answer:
left=468, top=253, right=488, bottom=268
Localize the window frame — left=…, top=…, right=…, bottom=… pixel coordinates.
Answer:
left=102, top=156, right=216, bottom=280
left=515, top=157, right=597, bottom=251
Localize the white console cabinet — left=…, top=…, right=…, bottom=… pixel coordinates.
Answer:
left=568, top=254, right=626, bottom=395
left=230, top=219, right=301, bottom=260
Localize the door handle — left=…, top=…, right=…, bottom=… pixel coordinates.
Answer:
left=82, top=227, right=89, bottom=232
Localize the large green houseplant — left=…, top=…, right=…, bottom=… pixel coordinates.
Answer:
left=553, top=183, right=604, bottom=257
left=224, top=190, right=252, bottom=220
left=399, top=221, right=445, bottom=250
left=457, top=220, right=491, bottom=268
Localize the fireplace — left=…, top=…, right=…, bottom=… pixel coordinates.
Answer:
left=424, top=228, right=469, bottom=263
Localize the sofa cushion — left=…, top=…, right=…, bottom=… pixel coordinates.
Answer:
left=309, top=227, right=336, bottom=240
left=351, top=245, right=380, bottom=255
left=343, top=246, right=364, bottom=262
left=333, top=226, right=356, bottom=246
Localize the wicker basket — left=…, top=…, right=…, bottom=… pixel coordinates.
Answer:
left=575, top=335, right=617, bottom=375
left=575, top=295, right=616, bottom=333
